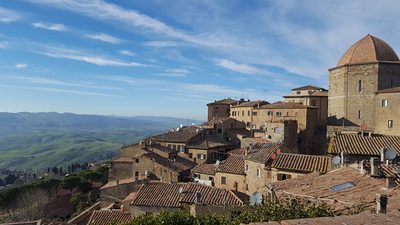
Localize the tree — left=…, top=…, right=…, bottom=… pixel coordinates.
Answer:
left=47, top=167, right=51, bottom=173
left=59, top=167, right=63, bottom=175
left=4, top=175, right=18, bottom=185
left=51, top=167, right=58, bottom=175
left=0, top=178, right=4, bottom=186
left=60, top=176, right=81, bottom=191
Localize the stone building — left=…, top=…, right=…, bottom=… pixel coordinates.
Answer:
left=284, top=85, right=328, bottom=125
left=214, top=154, right=246, bottom=193
left=207, top=98, right=241, bottom=122
left=186, top=136, right=233, bottom=164
left=328, top=34, right=400, bottom=135
left=230, top=100, right=269, bottom=128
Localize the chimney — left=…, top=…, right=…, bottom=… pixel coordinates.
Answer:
left=359, top=160, right=366, bottom=174
left=195, top=191, right=202, bottom=205
left=245, top=146, right=250, bottom=156
left=386, top=176, right=397, bottom=188
left=116, top=179, right=120, bottom=185
left=376, top=193, right=388, bottom=214
left=370, top=157, right=379, bottom=177
left=380, top=148, right=386, bottom=162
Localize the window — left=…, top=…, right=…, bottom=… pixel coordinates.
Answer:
left=168, top=144, right=173, bottom=149
left=330, top=182, right=354, bottom=192
left=198, top=154, right=206, bottom=160
left=382, top=99, right=388, bottom=107
left=246, top=165, right=249, bottom=171
left=221, top=176, right=226, bottom=184
left=217, top=128, right=222, bottom=134
left=257, top=169, right=261, bottom=177
left=276, top=112, right=282, bottom=117
left=197, top=174, right=201, bottom=179
left=388, top=120, right=394, bottom=128
left=252, top=111, right=257, bottom=116
left=134, top=171, right=139, bottom=178
left=267, top=111, right=273, bottom=116
left=358, top=80, right=363, bottom=92
left=358, top=110, right=362, bottom=119
left=242, top=111, right=244, bottom=116
left=188, top=153, right=193, bottom=158
left=296, top=91, right=301, bottom=95
left=179, top=145, right=185, bottom=153
left=135, top=158, right=139, bottom=163
left=248, top=111, right=250, bottom=116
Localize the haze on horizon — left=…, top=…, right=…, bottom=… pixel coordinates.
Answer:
left=1, top=0, right=400, bottom=120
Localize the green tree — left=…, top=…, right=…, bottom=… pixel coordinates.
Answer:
left=60, top=176, right=81, bottom=191
left=0, top=178, right=4, bottom=186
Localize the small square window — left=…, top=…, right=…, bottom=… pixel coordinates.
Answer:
left=135, top=158, right=139, bottom=163
left=221, top=176, right=226, bottom=185
left=276, top=112, right=282, bottom=117
left=382, top=99, right=388, bottom=107
left=296, top=91, right=301, bottom=95
left=257, top=169, right=261, bottom=177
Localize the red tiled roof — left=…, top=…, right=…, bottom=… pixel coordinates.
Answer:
left=131, top=181, right=245, bottom=207
left=336, top=34, right=399, bottom=67
left=330, top=134, right=400, bottom=155
left=246, top=212, right=400, bottom=225
left=260, top=102, right=316, bottom=109
left=148, top=126, right=201, bottom=143
left=143, top=152, right=197, bottom=173
left=245, top=143, right=287, bottom=164
left=269, top=167, right=400, bottom=212
left=216, top=155, right=245, bottom=175
left=291, top=85, right=325, bottom=91
left=192, top=163, right=217, bottom=175
left=187, top=136, right=231, bottom=150
left=272, top=153, right=332, bottom=173
left=231, top=100, right=269, bottom=108
left=207, top=98, right=238, bottom=106
left=87, top=210, right=131, bottom=225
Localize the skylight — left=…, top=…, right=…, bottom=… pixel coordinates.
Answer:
left=330, top=182, right=354, bottom=192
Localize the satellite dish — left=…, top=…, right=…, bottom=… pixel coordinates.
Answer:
left=385, top=148, right=397, bottom=160
left=332, top=156, right=341, bottom=165
left=180, top=124, right=184, bottom=128
left=249, top=192, right=263, bottom=206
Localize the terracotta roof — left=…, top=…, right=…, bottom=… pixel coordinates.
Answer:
left=260, top=102, right=316, bottom=109
left=143, top=152, right=197, bottom=173
left=228, top=148, right=246, bottom=156
left=148, top=144, right=175, bottom=153
left=246, top=212, right=400, bottom=225
left=148, top=126, right=201, bottom=143
left=101, top=178, right=135, bottom=189
left=271, top=153, right=332, bottom=173
left=216, top=155, right=245, bottom=175
left=377, top=87, right=400, bottom=94
left=244, top=143, right=287, bottom=164
left=130, top=181, right=245, bottom=207
left=231, top=100, right=269, bottom=108
left=269, top=166, right=400, bottom=212
left=330, top=134, right=400, bottom=155
left=87, top=210, right=131, bottom=225
left=291, top=85, right=325, bottom=91
left=207, top=98, right=238, bottom=106
left=187, top=136, right=231, bottom=150
left=336, top=34, right=399, bottom=67
left=192, top=163, right=217, bottom=175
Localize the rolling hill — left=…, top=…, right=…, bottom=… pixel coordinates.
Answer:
left=0, top=112, right=201, bottom=170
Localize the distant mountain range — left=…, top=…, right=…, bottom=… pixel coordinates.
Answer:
left=0, top=112, right=201, bottom=170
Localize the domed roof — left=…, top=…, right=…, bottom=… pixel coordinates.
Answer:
left=337, top=34, right=399, bottom=67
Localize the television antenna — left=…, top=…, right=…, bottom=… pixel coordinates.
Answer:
left=249, top=192, right=263, bottom=206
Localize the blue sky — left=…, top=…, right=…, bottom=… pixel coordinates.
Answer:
left=1, top=0, right=400, bottom=120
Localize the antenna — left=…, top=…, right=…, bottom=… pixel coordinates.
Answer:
left=385, top=148, right=397, bottom=160
left=332, top=156, right=341, bottom=165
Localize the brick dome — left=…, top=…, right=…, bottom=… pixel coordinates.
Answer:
left=337, top=34, right=399, bottom=67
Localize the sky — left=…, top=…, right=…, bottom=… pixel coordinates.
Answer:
left=1, top=0, right=400, bottom=120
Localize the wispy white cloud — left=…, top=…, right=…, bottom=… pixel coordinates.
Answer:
left=216, top=59, right=262, bottom=75
left=0, top=7, right=21, bottom=23
left=85, top=33, right=122, bottom=44
left=32, top=22, right=67, bottom=31
left=34, top=45, right=145, bottom=67
left=0, top=83, right=119, bottom=97
left=0, top=41, right=8, bottom=49
left=156, top=68, right=191, bottom=77
left=144, top=41, right=179, bottom=48
left=15, top=63, right=28, bottom=69
left=119, top=50, right=135, bottom=56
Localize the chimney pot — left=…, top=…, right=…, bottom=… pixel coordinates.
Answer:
left=370, top=157, right=379, bottom=177
left=376, top=193, right=388, bottom=214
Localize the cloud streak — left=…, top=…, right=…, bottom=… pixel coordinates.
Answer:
left=0, top=7, right=21, bottom=23
left=15, top=63, right=28, bottom=69
left=86, top=33, right=122, bottom=44
left=32, top=22, right=67, bottom=31
left=216, top=59, right=262, bottom=75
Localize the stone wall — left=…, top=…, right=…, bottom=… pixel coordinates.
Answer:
left=214, top=172, right=246, bottom=193
left=208, top=104, right=231, bottom=122
left=245, top=160, right=270, bottom=194
left=375, top=92, right=400, bottom=135
left=109, top=161, right=133, bottom=181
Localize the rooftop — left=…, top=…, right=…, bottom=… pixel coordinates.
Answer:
left=216, top=155, right=245, bottom=175
left=268, top=166, right=400, bottom=212
left=336, top=34, right=399, bottom=67
left=130, top=181, right=245, bottom=207
left=87, top=210, right=131, bottom=225
left=272, top=153, right=332, bottom=173
left=291, top=85, right=326, bottom=91
left=231, top=100, right=269, bottom=108
left=143, top=152, right=197, bottom=173
left=260, top=102, right=316, bottom=109
left=330, top=134, right=400, bottom=155
left=148, top=126, right=201, bottom=143
left=377, top=86, right=400, bottom=94
left=187, top=136, right=231, bottom=150
left=245, top=143, right=288, bottom=164
left=207, top=98, right=238, bottom=106
left=192, top=163, right=217, bottom=175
